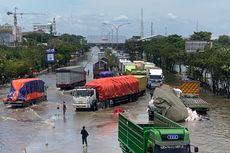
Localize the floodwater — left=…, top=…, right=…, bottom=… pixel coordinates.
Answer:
left=0, top=47, right=230, bottom=153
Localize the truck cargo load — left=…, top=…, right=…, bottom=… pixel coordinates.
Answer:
left=133, top=60, right=145, bottom=69
left=148, top=84, right=188, bottom=122
left=56, top=66, right=86, bottom=89
left=98, top=71, right=113, bottom=78
left=3, top=78, right=47, bottom=106
left=73, top=75, right=143, bottom=111
left=118, top=112, right=198, bottom=153
left=85, top=75, right=139, bottom=102
left=133, top=75, right=147, bottom=95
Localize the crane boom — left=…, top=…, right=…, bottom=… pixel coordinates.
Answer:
left=6, top=7, right=46, bottom=45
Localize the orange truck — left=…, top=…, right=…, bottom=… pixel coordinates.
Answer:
left=177, top=80, right=210, bottom=114
left=3, top=78, right=47, bottom=107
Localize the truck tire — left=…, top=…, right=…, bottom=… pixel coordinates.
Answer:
left=91, top=103, right=98, bottom=111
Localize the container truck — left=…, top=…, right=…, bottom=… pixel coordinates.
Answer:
left=72, top=75, right=146, bottom=111
left=118, top=112, right=199, bottom=153
left=56, top=66, right=86, bottom=89
left=3, top=78, right=47, bottom=107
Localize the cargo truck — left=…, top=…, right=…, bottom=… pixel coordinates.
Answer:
left=56, top=66, right=86, bottom=89
left=176, top=81, right=210, bottom=114
left=72, top=75, right=147, bottom=111
left=147, top=67, right=164, bottom=89
left=118, top=112, right=199, bottom=153
left=3, top=78, right=47, bottom=107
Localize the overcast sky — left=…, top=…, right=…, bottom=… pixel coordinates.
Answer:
left=0, top=0, right=230, bottom=38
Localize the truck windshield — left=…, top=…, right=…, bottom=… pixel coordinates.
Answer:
left=150, top=75, right=162, bottom=80
left=75, top=90, right=93, bottom=97
left=155, top=145, right=190, bottom=153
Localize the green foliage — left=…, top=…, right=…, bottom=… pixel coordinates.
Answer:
left=0, top=32, right=88, bottom=81
left=190, top=31, right=212, bottom=41
left=125, top=32, right=230, bottom=81
left=217, top=35, right=230, bottom=48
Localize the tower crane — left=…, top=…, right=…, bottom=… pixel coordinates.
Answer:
left=7, top=7, right=46, bottom=44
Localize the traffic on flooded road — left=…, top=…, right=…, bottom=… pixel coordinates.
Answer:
left=0, top=47, right=230, bottom=153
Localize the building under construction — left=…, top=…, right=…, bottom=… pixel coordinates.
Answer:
left=0, top=23, right=22, bottom=46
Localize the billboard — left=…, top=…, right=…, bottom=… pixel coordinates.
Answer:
left=46, top=48, right=56, bottom=64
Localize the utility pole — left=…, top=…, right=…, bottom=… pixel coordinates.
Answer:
left=140, top=8, right=144, bottom=38
left=151, top=22, right=153, bottom=36
left=196, top=20, right=199, bottom=32
left=165, top=26, right=167, bottom=36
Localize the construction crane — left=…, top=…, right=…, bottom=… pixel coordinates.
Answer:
left=7, top=7, right=46, bottom=44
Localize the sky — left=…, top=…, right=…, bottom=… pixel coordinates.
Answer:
left=0, top=0, right=230, bottom=38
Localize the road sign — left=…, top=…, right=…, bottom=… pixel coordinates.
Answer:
left=46, top=48, right=56, bottom=64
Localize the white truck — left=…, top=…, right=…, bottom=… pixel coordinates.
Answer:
left=147, top=67, right=164, bottom=89
left=56, top=66, right=86, bottom=89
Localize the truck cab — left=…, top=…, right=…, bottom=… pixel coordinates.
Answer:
left=118, top=113, right=198, bottom=153
left=148, top=68, right=164, bottom=89
left=73, top=88, right=98, bottom=111
left=146, top=128, right=198, bottom=153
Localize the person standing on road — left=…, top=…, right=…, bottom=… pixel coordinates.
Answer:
left=150, top=90, right=153, bottom=99
left=81, top=126, right=89, bottom=147
left=63, top=101, right=67, bottom=116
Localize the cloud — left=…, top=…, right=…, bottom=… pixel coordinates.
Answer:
left=167, top=13, right=177, bottom=19
left=99, top=13, right=105, bottom=17
left=113, top=15, right=128, bottom=21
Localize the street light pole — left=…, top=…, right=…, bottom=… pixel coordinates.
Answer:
left=103, top=22, right=130, bottom=49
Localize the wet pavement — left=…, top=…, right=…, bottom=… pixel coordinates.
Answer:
left=0, top=47, right=230, bottom=153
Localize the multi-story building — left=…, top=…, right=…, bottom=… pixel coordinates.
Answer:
left=0, top=23, right=22, bottom=46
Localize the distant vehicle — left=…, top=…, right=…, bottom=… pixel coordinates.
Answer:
left=100, top=46, right=104, bottom=51
left=98, top=51, right=105, bottom=61
left=93, top=58, right=109, bottom=79
left=72, top=75, right=147, bottom=111
left=118, top=112, right=199, bottom=153
left=3, top=78, right=47, bottom=107
left=56, top=66, right=86, bottom=90
left=147, top=67, right=164, bottom=89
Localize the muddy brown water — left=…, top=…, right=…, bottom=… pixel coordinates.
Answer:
left=0, top=48, right=230, bottom=153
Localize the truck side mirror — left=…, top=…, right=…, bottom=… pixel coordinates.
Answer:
left=194, top=147, right=199, bottom=152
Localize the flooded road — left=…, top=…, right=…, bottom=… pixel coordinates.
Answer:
left=0, top=47, right=230, bottom=153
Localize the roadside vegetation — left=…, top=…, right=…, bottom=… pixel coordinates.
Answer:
left=0, top=33, right=88, bottom=83
left=125, top=31, right=230, bottom=93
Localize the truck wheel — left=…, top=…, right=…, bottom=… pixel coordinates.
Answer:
left=129, top=95, right=133, bottom=102
left=93, top=103, right=98, bottom=111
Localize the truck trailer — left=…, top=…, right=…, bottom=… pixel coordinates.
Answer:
left=56, top=66, right=86, bottom=89
left=176, top=80, right=210, bottom=114
left=3, top=78, right=47, bottom=107
left=73, top=75, right=146, bottom=111
left=118, top=112, right=198, bottom=153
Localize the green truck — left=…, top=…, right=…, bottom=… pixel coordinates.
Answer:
left=118, top=112, right=198, bottom=153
